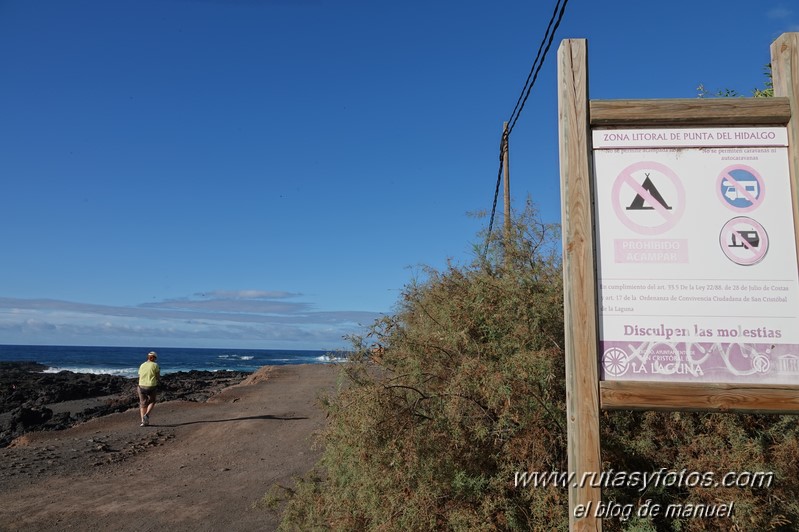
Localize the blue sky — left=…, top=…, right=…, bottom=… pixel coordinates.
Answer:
left=0, top=0, right=796, bottom=350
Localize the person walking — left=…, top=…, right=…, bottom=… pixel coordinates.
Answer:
left=138, top=351, right=161, bottom=427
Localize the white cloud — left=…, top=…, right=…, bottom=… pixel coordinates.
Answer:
left=767, top=7, right=792, bottom=19
left=142, top=297, right=313, bottom=315
left=0, top=292, right=383, bottom=349
left=195, top=290, right=301, bottom=299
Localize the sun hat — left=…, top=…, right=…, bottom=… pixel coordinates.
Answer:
left=147, top=351, right=158, bottom=360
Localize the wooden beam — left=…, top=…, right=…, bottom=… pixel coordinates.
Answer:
left=503, top=121, right=511, bottom=266
left=590, top=97, right=791, bottom=127
left=771, top=33, right=799, bottom=275
left=558, top=38, right=602, bottom=532
left=601, top=381, right=799, bottom=414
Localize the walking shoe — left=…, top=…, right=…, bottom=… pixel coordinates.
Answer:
left=140, top=420, right=146, bottom=427
left=144, top=414, right=149, bottom=425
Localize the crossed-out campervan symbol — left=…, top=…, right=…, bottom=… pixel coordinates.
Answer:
left=612, top=161, right=686, bottom=235
left=717, top=165, right=765, bottom=212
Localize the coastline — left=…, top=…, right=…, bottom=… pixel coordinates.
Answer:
left=0, top=362, right=341, bottom=531
left=0, top=344, right=344, bottom=377
left=0, top=361, right=251, bottom=447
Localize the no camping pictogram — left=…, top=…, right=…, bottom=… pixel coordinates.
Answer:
left=717, top=165, right=765, bottom=212
left=719, top=217, right=769, bottom=266
left=611, top=161, right=685, bottom=235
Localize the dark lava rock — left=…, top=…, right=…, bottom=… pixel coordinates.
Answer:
left=15, top=405, right=53, bottom=428
left=0, top=362, right=250, bottom=447
left=1, top=363, right=130, bottom=413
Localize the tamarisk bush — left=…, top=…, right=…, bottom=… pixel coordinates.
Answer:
left=269, top=198, right=799, bottom=531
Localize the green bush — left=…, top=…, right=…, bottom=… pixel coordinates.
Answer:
left=270, top=198, right=799, bottom=531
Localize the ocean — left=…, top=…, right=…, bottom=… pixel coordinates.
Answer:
left=0, top=344, right=346, bottom=377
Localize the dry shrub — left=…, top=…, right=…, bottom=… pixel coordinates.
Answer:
left=273, top=199, right=799, bottom=531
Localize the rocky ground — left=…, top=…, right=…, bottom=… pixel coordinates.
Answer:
left=0, top=361, right=250, bottom=448
left=0, top=363, right=340, bottom=532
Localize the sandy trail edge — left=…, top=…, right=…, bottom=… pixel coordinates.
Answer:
left=0, top=364, right=340, bottom=532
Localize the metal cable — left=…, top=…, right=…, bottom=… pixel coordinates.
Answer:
left=508, top=0, right=569, bottom=136
left=506, top=0, right=565, bottom=135
left=483, top=0, right=570, bottom=259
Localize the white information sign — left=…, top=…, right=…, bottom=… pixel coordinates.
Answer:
left=593, top=126, right=799, bottom=384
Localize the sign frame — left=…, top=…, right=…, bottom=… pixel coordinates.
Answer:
left=558, top=33, right=799, bottom=531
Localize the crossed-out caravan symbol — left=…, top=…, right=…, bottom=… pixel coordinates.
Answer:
left=611, top=161, right=686, bottom=235
left=720, top=216, right=769, bottom=266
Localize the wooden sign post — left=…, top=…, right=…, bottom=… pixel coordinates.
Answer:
left=558, top=38, right=603, bottom=532
left=558, top=33, right=799, bottom=531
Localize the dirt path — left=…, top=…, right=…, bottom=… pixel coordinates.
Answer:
left=0, top=364, right=340, bottom=532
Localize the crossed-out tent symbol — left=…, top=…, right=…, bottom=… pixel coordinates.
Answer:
left=612, top=161, right=685, bottom=235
